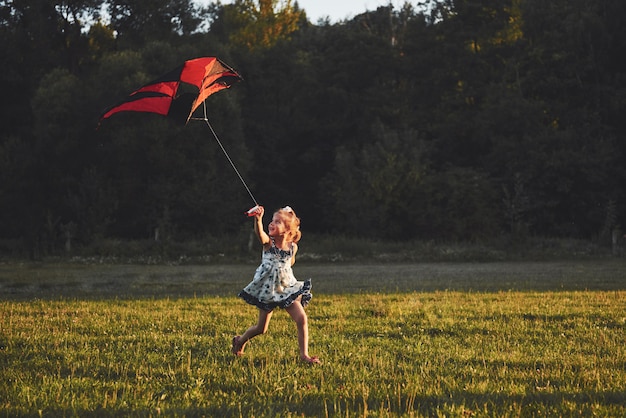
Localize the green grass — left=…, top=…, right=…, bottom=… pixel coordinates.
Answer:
left=1, top=261, right=626, bottom=417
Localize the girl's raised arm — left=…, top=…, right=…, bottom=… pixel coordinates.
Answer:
left=253, top=207, right=271, bottom=247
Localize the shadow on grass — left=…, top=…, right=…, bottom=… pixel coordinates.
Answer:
left=1, top=260, right=626, bottom=300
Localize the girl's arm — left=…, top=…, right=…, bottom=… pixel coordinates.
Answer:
left=290, top=243, right=298, bottom=266
left=253, top=208, right=271, bottom=249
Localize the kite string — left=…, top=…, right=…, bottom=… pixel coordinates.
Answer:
left=198, top=102, right=259, bottom=207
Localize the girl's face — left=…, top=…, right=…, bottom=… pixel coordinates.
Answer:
left=268, top=213, right=287, bottom=238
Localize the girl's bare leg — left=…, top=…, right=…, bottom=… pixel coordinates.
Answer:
left=286, top=299, right=320, bottom=364
left=233, top=309, right=272, bottom=356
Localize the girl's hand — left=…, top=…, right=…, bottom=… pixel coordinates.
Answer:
left=254, top=205, right=265, bottom=219
left=246, top=205, right=264, bottom=218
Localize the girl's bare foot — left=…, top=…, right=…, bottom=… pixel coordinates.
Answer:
left=301, top=355, right=321, bottom=364
left=232, top=336, right=244, bottom=356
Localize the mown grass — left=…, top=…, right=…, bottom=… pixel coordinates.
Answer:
left=1, top=261, right=625, bottom=417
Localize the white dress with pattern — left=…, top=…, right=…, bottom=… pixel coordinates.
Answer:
left=238, top=243, right=312, bottom=312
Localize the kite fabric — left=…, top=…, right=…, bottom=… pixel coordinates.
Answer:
left=100, top=57, right=242, bottom=125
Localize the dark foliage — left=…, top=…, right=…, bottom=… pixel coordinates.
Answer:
left=1, top=0, right=625, bottom=257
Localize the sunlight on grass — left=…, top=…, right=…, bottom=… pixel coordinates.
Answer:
left=1, top=290, right=625, bottom=416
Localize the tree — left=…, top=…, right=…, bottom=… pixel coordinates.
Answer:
left=107, top=0, right=203, bottom=47
left=222, top=0, right=305, bottom=49
left=323, top=122, right=429, bottom=238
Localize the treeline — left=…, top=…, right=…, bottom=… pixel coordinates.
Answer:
left=1, top=0, right=625, bottom=257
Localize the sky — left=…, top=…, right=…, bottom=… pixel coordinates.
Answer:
left=198, top=1, right=407, bottom=24
left=281, top=0, right=405, bottom=23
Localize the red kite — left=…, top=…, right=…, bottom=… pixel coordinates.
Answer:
left=99, top=57, right=258, bottom=206
left=100, top=57, right=242, bottom=125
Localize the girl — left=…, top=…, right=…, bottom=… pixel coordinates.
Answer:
left=233, top=205, right=320, bottom=364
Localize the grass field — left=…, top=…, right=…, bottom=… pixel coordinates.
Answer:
left=1, top=260, right=625, bottom=417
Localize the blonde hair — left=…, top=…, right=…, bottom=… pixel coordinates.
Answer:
left=276, top=206, right=301, bottom=243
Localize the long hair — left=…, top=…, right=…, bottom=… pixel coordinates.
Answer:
left=276, top=206, right=301, bottom=243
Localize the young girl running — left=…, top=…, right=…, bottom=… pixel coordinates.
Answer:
left=232, top=205, right=320, bottom=364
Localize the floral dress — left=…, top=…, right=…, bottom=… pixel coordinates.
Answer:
left=238, top=242, right=312, bottom=312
